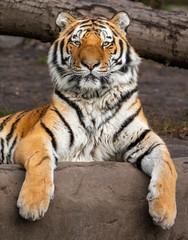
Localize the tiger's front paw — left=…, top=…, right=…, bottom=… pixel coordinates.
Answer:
left=147, top=183, right=177, bottom=230
left=17, top=179, right=54, bottom=221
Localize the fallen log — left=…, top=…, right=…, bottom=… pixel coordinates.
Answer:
left=0, top=158, right=188, bottom=240
left=0, top=0, right=188, bottom=68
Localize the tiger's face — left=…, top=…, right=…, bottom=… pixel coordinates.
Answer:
left=48, top=12, right=140, bottom=98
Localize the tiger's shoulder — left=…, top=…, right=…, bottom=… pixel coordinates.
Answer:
left=0, top=104, right=50, bottom=140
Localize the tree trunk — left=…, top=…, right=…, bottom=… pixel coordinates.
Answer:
left=0, top=0, right=188, bottom=69
left=0, top=158, right=188, bottom=240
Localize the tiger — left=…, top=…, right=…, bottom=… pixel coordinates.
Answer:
left=0, top=12, right=177, bottom=229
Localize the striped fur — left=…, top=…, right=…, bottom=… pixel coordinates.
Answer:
left=0, top=12, right=177, bottom=229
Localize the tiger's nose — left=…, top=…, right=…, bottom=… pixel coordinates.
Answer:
left=82, top=61, right=100, bottom=70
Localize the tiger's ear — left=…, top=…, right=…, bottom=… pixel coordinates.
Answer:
left=56, top=12, right=76, bottom=31
left=110, top=12, right=130, bottom=34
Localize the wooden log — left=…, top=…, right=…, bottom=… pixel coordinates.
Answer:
left=0, top=0, right=188, bottom=68
left=0, top=158, right=188, bottom=240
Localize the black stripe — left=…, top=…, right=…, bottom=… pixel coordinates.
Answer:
left=126, top=44, right=131, bottom=65
left=80, top=19, right=90, bottom=24
left=135, top=143, right=162, bottom=170
left=113, top=48, right=117, bottom=55
left=97, top=87, right=138, bottom=129
left=56, top=65, right=66, bottom=75
left=60, top=39, right=66, bottom=65
left=80, top=24, right=92, bottom=28
left=40, top=121, right=57, bottom=151
left=52, top=41, right=58, bottom=65
left=6, top=111, right=28, bottom=144
left=72, top=34, right=77, bottom=39
left=126, top=148, right=141, bottom=162
left=52, top=41, right=65, bottom=76
left=0, top=114, right=14, bottom=132
left=67, top=36, right=72, bottom=44
left=113, top=107, right=141, bottom=141
left=93, top=23, right=107, bottom=29
left=105, top=22, right=118, bottom=36
left=112, top=39, right=124, bottom=65
left=0, top=138, right=4, bottom=164
left=53, top=154, right=58, bottom=164
left=119, top=39, right=124, bottom=59
left=26, top=106, right=49, bottom=132
left=55, top=89, right=87, bottom=131
left=96, top=18, right=106, bottom=22
left=6, top=136, right=17, bottom=164
left=68, top=75, right=80, bottom=83
left=115, top=60, right=122, bottom=66
left=115, top=87, right=138, bottom=110
left=66, top=28, right=75, bottom=36
left=51, top=107, right=74, bottom=147
left=111, top=29, right=118, bottom=37
left=38, top=105, right=49, bottom=119
left=119, top=65, right=128, bottom=73
left=126, top=129, right=151, bottom=151
left=64, top=56, right=70, bottom=62
left=66, top=46, right=69, bottom=54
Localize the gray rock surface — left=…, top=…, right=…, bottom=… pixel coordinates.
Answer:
left=0, top=158, right=187, bottom=240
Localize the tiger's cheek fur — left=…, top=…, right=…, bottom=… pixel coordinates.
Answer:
left=67, top=43, right=75, bottom=56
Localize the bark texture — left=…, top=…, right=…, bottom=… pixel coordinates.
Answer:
left=0, top=158, right=188, bottom=240
left=0, top=0, right=188, bottom=68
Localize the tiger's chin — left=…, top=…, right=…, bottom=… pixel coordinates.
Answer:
left=80, top=74, right=101, bottom=89
left=55, top=70, right=134, bottom=99
left=76, top=76, right=105, bottom=99
left=56, top=72, right=110, bottom=99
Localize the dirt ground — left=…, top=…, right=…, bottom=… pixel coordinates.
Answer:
left=0, top=40, right=187, bottom=158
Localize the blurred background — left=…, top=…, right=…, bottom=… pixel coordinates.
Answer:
left=130, top=0, right=188, bottom=11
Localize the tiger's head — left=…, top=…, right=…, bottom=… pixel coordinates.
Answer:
left=48, top=12, right=141, bottom=98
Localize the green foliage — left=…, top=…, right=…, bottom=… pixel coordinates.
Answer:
left=165, top=0, right=188, bottom=4
left=0, top=108, right=11, bottom=118
left=162, top=4, right=173, bottom=10
left=37, top=55, right=48, bottom=65
left=130, top=0, right=188, bottom=9
left=24, top=38, right=33, bottom=44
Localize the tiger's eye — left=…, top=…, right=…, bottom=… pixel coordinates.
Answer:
left=103, top=41, right=111, bottom=47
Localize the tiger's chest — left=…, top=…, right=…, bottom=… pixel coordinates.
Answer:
left=58, top=112, right=117, bottom=163
left=53, top=87, right=139, bottom=163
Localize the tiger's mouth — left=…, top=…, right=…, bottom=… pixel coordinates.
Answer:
left=68, top=67, right=111, bottom=94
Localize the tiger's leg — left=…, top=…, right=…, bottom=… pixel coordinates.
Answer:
left=14, top=136, right=56, bottom=221
left=126, top=132, right=177, bottom=229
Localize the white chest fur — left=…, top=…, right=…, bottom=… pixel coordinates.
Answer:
left=54, top=83, right=140, bottom=163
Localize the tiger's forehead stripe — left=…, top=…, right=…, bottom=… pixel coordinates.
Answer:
left=59, top=17, right=123, bottom=44
left=79, top=24, right=92, bottom=28
left=70, top=18, right=111, bottom=35
left=69, top=21, right=113, bottom=41
left=78, top=19, right=90, bottom=24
